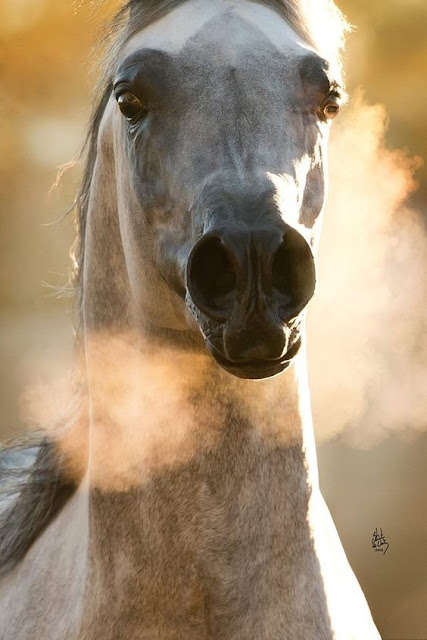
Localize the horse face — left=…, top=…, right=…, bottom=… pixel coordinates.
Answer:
left=111, top=3, right=343, bottom=379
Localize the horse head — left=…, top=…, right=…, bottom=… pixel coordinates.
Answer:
left=81, top=0, right=345, bottom=380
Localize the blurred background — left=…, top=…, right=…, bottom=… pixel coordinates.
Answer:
left=0, top=1, right=426, bottom=637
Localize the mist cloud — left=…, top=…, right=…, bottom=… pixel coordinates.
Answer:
left=308, top=91, right=427, bottom=448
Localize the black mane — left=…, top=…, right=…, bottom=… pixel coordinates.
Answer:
left=0, top=436, right=76, bottom=577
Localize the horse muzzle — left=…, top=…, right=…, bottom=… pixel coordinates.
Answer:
left=186, top=224, right=316, bottom=379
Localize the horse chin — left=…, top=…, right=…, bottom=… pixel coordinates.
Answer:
left=216, top=359, right=291, bottom=380
left=206, top=338, right=301, bottom=380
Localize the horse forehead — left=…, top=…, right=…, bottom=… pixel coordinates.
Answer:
left=124, top=0, right=308, bottom=59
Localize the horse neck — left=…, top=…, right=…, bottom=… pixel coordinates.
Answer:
left=84, top=331, right=319, bottom=517
left=79, top=337, right=332, bottom=634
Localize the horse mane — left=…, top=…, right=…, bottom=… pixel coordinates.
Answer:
left=0, top=434, right=76, bottom=577
left=0, top=0, right=349, bottom=578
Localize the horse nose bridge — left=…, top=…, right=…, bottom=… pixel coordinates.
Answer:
left=194, top=173, right=279, bottom=229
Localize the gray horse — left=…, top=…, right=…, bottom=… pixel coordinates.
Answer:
left=0, top=1, right=382, bottom=638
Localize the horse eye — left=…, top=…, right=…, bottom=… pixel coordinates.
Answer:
left=322, top=101, right=340, bottom=120
left=116, top=91, right=145, bottom=121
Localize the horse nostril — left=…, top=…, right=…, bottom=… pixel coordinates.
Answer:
left=271, top=230, right=316, bottom=318
left=187, top=235, right=237, bottom=318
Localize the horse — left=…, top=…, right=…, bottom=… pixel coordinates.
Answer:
left=0, top=1, right=382, bottom=638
